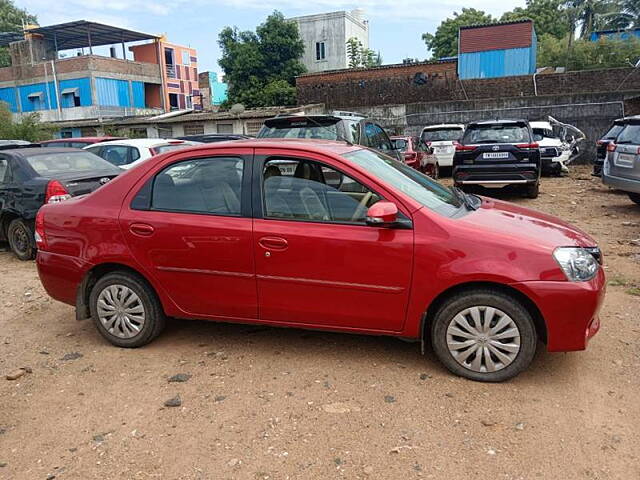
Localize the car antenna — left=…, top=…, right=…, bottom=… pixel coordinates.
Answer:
left=298, top=114, right=353, bottom=146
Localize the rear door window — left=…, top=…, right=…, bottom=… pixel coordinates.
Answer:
left=603, top=124, right=624, bottom=140
left=391, top=138, right=408, bottom=152
left=101, top=145, right=133, bottom=167
left=151, top=157, right=243, bottom=215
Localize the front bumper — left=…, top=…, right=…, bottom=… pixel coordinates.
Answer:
left=602, top=170, right=640, bottom=194
left=453, top=163, right=539, bottom=185
left=511, top=268, right=606, bottom=352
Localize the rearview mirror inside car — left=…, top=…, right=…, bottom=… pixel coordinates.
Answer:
left=366, top=201, right=398, bottom=227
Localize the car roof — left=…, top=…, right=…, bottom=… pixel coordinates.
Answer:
left=421, top=124, right=465, bottom=130
left=468, top=119, right=529, bottom=126
left=41, top=136, right=124, bottom=144
left=88, top=138, right=196, bottom=147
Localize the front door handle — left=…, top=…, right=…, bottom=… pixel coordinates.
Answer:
left=258, top=236, right=288, bottom=251
left=129, top=223, right=155, bottom=236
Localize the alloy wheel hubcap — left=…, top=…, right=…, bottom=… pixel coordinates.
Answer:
left=97, top=285, right=145, bottom=339
left=446, top=306, right=521, bottom=373
left=13, top=226, right=28, bottom=253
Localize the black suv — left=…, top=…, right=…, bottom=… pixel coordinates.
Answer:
left=453, top=120, right=541, bottom=198
left=593, top=118, right=626, bottom=177
left=0, top=147, right=120, bottom=260
left=257, top=111, right=403, bottom=162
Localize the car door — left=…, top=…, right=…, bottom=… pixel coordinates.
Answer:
left=252, top=149, right=414, bottom=332
left=120, top=148, right=257, bottom=319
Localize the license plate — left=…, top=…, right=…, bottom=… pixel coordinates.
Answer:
left=483, top=152, right=509, bottom=159
left=615, top=154, right=635, bottom=168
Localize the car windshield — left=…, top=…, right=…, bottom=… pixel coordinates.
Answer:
left=421, top=128, right=463, bottom=142
left=615, top=124, right=640, bottom=144
left=25, top=151, right=118, bottom=176
left=391, top=138, right=409, bottom=151
left=258, top=122, right=339, bottom=140
left=463, top=124, right=530, bottom=144
left=603, top=124, right=624, bottom=140
left=344, top=148, right=463, bottom=217
left=532, top=128, right=556, bottom=141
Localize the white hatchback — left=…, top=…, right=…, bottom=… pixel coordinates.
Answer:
left=85, top=138, right=201, bottom=170
left=420, top=124, right=465, bottom=169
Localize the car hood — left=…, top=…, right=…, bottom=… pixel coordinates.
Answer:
left=458, top=197, right=597, bottom=249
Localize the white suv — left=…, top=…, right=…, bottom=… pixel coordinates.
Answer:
left=420, top=124, right=465, bottom=172
left=85, top=139, right=201, bottom=170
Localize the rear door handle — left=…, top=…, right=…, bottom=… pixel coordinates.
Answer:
left=258, top=236, right=288, bottom=251
left=129, top=223, right=155, bottom=236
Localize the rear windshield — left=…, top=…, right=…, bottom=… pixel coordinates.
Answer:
left=258, top=118, right=340, bottom=140
left=616, top=124, right=640, bottom=144
left=344, top=148, right=462, bottom=217
left=421, top=128, right=463, bottom=142
left=391, top=138, right=409, bottom=151
left=25, top=151, right=118, bottom=176
left=603, top=124, right=624, bottom=140
left=463, top=124, right=531, bottom=144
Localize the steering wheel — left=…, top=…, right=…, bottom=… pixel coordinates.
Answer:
left=351, top=191, right=373, bottom=222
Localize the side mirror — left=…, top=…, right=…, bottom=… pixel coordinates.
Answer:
left=366, top=201, right=398, bottom=227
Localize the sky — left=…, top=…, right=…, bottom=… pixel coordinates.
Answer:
left=18, top=0, right=526, bottom=72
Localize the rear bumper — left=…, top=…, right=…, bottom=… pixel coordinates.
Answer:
left=511, top=268, right=606, bottom=352
left=36, top=251, right=91, bottom=307
left=602, top=170, right=640, bottom=194
left=453, top=163, right=539, bottom=185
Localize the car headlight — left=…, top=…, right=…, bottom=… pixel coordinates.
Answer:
left=553, top=247, right=600, bottom=282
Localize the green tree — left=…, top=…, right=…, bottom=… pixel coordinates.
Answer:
left=345, top=37, right=382, bottom=68
left=0, top=102, right=54, bottom=142
left=0, top=0, right=38, bottom=67
left=346, top=37, right=361, bottom=68
left=218, top=11, right=305, bottom=108
left=501, top=0, right=570, bottom=38
left=538, top=33, right=640, bottom=69
left=422, top=8, right=494, bottom=59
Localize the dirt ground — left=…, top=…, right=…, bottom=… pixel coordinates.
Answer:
left=1, top=165, right=639, bottom=480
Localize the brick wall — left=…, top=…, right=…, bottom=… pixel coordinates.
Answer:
left=297, top=66, right=640, bottom=108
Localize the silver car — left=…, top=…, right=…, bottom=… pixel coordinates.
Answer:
left=602, top=117, right=640, bottom=206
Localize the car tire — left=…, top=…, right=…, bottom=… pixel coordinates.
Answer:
left=628, top=192, right=640, bottom=206
left=524, top=182, right=539, bottom=199
left=430, top=289, right=537, bottom=382
left=7, top=218, right=35, bottom=261
left=89, top=272, right=166, bottom=348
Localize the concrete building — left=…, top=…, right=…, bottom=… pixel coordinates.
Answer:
left=288, top=10, right=369, bottom=73
left=0, top=20, right=201, bottom=137
left=198, top=71, right=228, bottom=109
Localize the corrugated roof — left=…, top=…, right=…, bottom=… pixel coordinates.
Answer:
left=460, top=20, right=534, bottom=53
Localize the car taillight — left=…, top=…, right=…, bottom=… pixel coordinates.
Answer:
left=35, top=209, right=46, bottom=249
left=404, top=152, right=417, bottom=161
left=607, top=143, right=617, bottom=152
left=455, top=145, right=476, bottom=151
left=516, top=143, right=539, bottom=149
left=45, top=180, right=71, bottom=204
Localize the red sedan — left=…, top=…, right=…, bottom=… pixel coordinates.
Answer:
left=35, top=140, right=605, bottom=382
left=390, top=136, right=438, bottom=178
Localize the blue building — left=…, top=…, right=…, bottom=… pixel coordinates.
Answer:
left=198, top=71, right=228, bottom=108
left=458, top=20, right=537, bottom=80
left=590, top=28, right=640, bottom=42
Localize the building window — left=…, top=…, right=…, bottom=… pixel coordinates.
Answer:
left=245, top=121, right=263, bottom=136
left=185, top=95, right=193, bottom=109
left=216, top=123, right=233, bottom=134
left=169, top=93, right=179, bottom=110
left=158, top=126, right=173, bottom=138
left=182, top=51, right=190, bottom=66
left=61, top=88, right=81, bottom=108
left=184, top=124, right=205, bottom=136
left=165, top=48, right=176, bottom=78
left=315, top=41, right=326, bottom=61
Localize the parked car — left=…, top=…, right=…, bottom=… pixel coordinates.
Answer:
left=420, top=124, right=465, bottom=173
left=177, top=134, right=252, bottom=143
left=257, top=111, right=403, bottom=162
left=85, top=138, right=201, bottom=170
left=594, top=118, right=626, bottom=177
left=36, top=139, right=604, bottom=382
left=390, top=136, right=439, bottom=178
left=40, top=136, right=125, bottom=148
left=0, top=147, right=120, bottom=260
left=453, top=119, right=541, bottom=198
left=531, top=121, right=566, bottom=176
left=602, top=116, right=640, bottom=206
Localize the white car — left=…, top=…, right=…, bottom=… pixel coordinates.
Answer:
left=85, top=138, right=201, bottom=170
left=420, top=124, right=465, bottom=170
left=531, top=118, right=585, bottom=175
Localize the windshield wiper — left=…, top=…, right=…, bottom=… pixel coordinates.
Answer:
left=452, top=186, right=478, bottom=211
